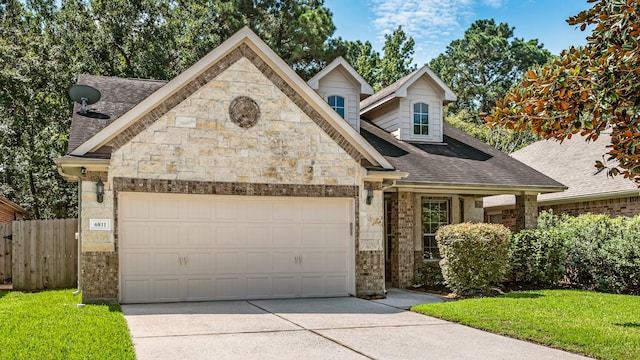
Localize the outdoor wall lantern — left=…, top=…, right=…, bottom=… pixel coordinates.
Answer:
left=366, top=184, right=374, bottom=205
left=96, top=179, right=104, bottom=203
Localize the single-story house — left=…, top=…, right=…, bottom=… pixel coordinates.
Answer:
left=485, top=133, right=640, bottom=229
left=0, top=196, right=29, bottom=223
left=55, top=27, right=564, bottom=304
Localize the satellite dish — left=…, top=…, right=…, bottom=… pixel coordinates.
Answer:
left=69, top=85, right=101, bottom=114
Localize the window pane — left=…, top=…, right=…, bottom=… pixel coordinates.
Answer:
left=336, top=96, right=344, bottom=107
left=337, top=107, right=345, bottom=118
left=422, top=200, right=450, bottom=260
left=414, top=125, right=421, bottom=134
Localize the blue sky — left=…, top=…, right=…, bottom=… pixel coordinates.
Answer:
left=324, top=0, right=593, bottom=65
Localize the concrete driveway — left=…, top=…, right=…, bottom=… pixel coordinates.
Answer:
left=122, top=295, right=590, bottom=360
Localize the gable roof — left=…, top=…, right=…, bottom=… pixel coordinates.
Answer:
left=484, top=134, right=639, bottom=208
left=67, top=75, right=166, bottom=153
left=67, top=27, right=393, bottom=169
left=360, top=65, right=456, bottom=114
left=307, top=56, right=374, bottom=96
left=0, top=195, right=29, bottom=216
left=360, top=120, right=566, bottom=193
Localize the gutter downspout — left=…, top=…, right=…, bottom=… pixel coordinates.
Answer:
left=56, top=166, right=82, bottom=297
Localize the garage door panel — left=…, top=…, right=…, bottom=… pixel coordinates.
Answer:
left=301, top=276, right=324, bottom=296
left=122, top=252, right=150, bottom=275
left=120, top=198, right=150, bottom=220
left=272, top=202, right=299, bottom=221
left=246, top=226, right=270, bottom=247
left=326, top=226, right=348, bottom=247
left=153, top=226, right=180, bottom=248
left=272, top=251, right=297, bottom=272
left=186, top=199, right=213, bottom=220
left=186, top=278, right=214, bottom=300
left=214, top=200, right=242, bottom=221
left=326, top=251, right=348, bottom=272
left=246, top=277, right=272, bottom=298
left=187, top=225, right=213, bottom=247
left=215, top=252, right=246, bottom=274
left=301, top=227, right=323, bottom=247
left=216, top=226, right=246, bottom=248
left=273, top=226, right=301, bottom=247
left=120, top=193, right=352, bottom=303
left=326, top=276, right=348, bottom=295
left=184, top=252, right=213, bottom=274
left=154, top=252, right=181, bottom=274
left=273, top=276, right=299, bottom=297
left=246, top=252, right=272, bottom=273
left=301, top=251, right=324, bottom=273
left=154, top=278, right=181, bottom=301
left=215, top=277, right=244, bottom=299
left=246, top=201, right=271, bottom=220
left=122, top=279, right=151, bottom=302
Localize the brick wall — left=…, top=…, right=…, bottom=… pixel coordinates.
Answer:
left=386, top=192, right=415, bottom=288
left=501, top=195, right=640, bottom=231
left=0, top=207, right=13, bottom=223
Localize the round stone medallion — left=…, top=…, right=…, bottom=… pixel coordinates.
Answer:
left=229, top=96, right=260, bottom=129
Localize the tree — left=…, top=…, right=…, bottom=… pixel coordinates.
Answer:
left=487, top=0, right=640, bottom=182
left=377, top=26, right=416, bottom=90
left=0, top=0, right=77, bottom=218
left=338, top=26, right=416, bottom=91
left=430, top=19, right=552, bottom=116
left=0, top=0, right=341, bottom=218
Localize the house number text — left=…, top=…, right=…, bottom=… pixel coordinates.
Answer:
left=89, top=219, right=111, bottom=231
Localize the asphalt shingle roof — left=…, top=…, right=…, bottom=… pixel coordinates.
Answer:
left=360, top=120, right=565, bottom=190
left=484, top=134, right=639, bottom=207
left=67, top=74, right=166, bottom=153
left=360, top=70, right=418, bottom=111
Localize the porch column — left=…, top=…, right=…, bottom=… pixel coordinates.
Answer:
left=514, top=194, right=538, bottom=231
left=394, top=192, right=415, bottom=288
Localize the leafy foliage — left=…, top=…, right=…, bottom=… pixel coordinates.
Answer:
left=446, top=110, right=540, bottom=153
left=430, top=19, right=552, bottom=115
left=509, top=211, right=640, bottom=294
left=436, top=222, right=511, bottom=295
left=340, top=26, right=416, bottom=91
left=0, top=0, right=340, bottom=218
left=488, top=0, right=640, bottom=182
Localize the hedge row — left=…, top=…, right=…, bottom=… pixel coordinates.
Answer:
left=510, top=211, right=640, bottom=295
left=431, top=212, right=640, bottom=295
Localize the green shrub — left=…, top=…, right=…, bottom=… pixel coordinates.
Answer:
left=413, top=261, right=445, bottom=287
left=509, top=211, right=640, bottom=295
left=509, top=227, right=566, bottom=284
left=436, top=223, right=511, bottom=295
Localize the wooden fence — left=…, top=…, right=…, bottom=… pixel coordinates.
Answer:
left=0, top=223, right=11, bottom=283
left=11, top=218, right=78, bottom=291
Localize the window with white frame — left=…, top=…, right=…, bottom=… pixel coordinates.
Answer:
left=422, top=198, right=450, bottom=260
left=328, top=95, right=345, bottom=118
left=413, top=102, right=429, bottom=135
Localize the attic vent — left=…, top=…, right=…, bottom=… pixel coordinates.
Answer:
left=229, top=96, right=260, bottom=129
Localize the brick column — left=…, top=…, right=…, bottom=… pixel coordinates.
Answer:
left=515, top=194, right=538, bottom=231
left=395, top=192, right=415, bottom=288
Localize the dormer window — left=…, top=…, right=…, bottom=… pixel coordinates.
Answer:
left=328, top=95, right=345, bottom=118
left=413, top=103, right=429, bottom=135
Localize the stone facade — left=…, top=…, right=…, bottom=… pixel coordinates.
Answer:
left=80, top=51, right=386, bottom=302
left=500, top=195, right=640, bottom=231
left=515, top=194, right=538, bottom=230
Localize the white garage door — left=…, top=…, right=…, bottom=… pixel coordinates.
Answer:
left=119, top=193, right=354, bottom=303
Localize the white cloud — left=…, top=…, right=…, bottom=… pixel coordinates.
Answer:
left=370, top=0, right=506, bottom=62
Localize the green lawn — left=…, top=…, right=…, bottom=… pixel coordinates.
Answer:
left=0, top=289, right=135, bottom=359
left=412, top=290, right=640, bottom=360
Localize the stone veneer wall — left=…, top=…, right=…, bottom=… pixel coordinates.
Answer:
left=357, top=181, right=384, bottom=295
left=501, top=195, right=640, bottom=231
left=515, top=194, right=538, bottom=231
left=80, top=50, right=389, bottom=302
left=387, top=192, right=415, bottom=288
